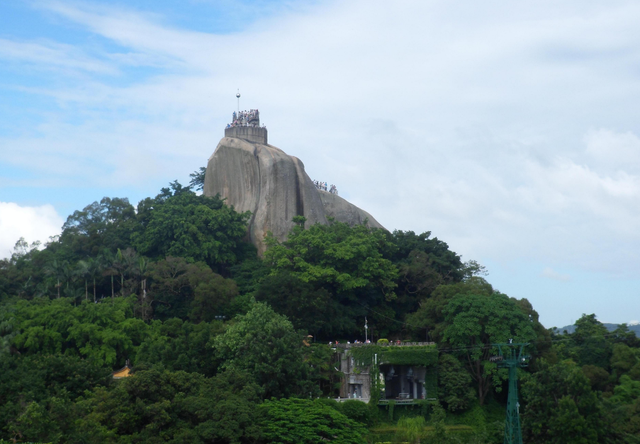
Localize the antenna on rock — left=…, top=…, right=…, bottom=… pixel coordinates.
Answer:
left=236, top=89, right=241, bottom=113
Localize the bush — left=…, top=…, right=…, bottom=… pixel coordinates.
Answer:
left=340, top=400, right=375, bottom=425
left=378, top=338, right=390, bottom=345
left=258, top=398, right=367, bottom=444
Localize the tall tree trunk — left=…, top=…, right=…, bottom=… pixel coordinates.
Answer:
left=111, top=275, right=114, bottom=299
left=57, top=279, right=60, bottom=299
left=93, top=278, right=97, bottom=303
left=85, top=279, right=88, bottom=301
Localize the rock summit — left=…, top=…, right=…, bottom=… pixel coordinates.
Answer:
left=203, top=111, right=384, bottom=255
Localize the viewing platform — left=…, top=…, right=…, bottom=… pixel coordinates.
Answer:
left=225, top=108, right=267, bottom=144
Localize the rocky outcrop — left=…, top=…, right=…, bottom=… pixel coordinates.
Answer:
left=204, top=136, right=384, bottom=255
left=318, top=191, right=381, bottom=228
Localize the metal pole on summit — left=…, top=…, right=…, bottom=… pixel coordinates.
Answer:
left=236, top=89, right=241, bottom=114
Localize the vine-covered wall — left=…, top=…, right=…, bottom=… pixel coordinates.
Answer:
left=349, top=345, right=438, bottom=368
left=346, top=345, right=439, bottom=403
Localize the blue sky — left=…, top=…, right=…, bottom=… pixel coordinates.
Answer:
left=1, top=0, right=639, bottom=328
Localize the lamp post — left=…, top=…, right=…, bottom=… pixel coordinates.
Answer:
left=365, top=317, right=368, bottom=342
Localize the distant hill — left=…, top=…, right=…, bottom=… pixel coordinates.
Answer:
left=554, top=323, right=640, bottom=337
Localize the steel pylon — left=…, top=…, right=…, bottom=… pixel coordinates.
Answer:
left=491, top=342, right=529, bottom=444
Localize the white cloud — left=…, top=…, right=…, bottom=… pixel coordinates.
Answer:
left=541, top=267, right=571, bottom=282
left=0, top=38, right=116, bottom=74
left=585, top=128, right=640, bottom=173
left=0, top=202, right=64, bottom=259
left=2, top=0, right=640, bottom=288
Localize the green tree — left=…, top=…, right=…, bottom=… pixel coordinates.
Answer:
left=522, top=360, right=610, bottom=444
left=148, top=257, right=239, bottom=321
left=133, top=181, right=250, bottom=271
left=76, top=259, right=91, bottom=301
left=606, top=375, right=640, bottom=441
left=611, top=343, right=638, bottom=377
left=135, top=317, right=225, bottom=376
left=406, top=277, right=495, bottom=342
left=388, top=230, right=465, bottom=283
left=258, top=398, right=367, bottom=444
left=43, top=258, right=67, bottom=299
left=0, top=354, right=111, bottom=443
left=581, top=365, right=610, bottom=392
left=388, top=230, right=470, bottom=325
left=428, top=402, right=448, bottom=444
left=264, top=219, right=399, bottom=338
left=265, top=219, right=397, bottom=299
left=10, top=297, right=147, bottom=367
left=441, top=292, right=537, bottom=405
left=571, top=314, right=612, bottom=368
left=189, top=166, right=207, bottom=191
left=437, top=354, right=475, bottom=412
left=59, top=197, right=137, bottom=259
left=255, top=271, right=336, bottom=337
left=75, top=368, right=262, bottom=444
left=189, top=266, right=238, bottom=323
left=212, top=301, right=313, bottom=398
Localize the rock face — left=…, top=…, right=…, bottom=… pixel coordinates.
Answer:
left=204, top=135, right=384, bottom=255
left=318, top=191, right=381, bottom=228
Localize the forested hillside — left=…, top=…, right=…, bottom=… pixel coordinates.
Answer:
left=1, top=176, right=638, bottom=443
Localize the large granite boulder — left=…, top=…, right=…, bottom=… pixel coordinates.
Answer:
left=318, top=191, right=381, bottom=228
left=203, top=136, right=384, bottom=255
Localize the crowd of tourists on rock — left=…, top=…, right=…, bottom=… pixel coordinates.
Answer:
left=227, top=109, right=262, bottom=128
left=313, top=180, right=338, bottom=195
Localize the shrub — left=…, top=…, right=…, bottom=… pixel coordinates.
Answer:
left=341, top=400, right=374, bottom=425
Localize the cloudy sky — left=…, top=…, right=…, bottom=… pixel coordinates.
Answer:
left=1, top=0, right=639, bottom=328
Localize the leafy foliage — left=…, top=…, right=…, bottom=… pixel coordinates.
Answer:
left=212, top=301, right=315, bottom=399
left=133, top=182, right=250, bottom=270
left=75, top=368, right=262, bottom=444
left=522, top=360, right=611, bottom=444
left=0, top=354, right=112, bottom=442
left=11, top=297, right=146, bottom=367
left=438, top=354, right=475, bottom=412
left=258, top=398, right=368, bottom=444
left=265, top=219, right=398, bottom=298
left=0, top=173, right=638, bottom=443
left=441, top=291, right=537, bottom=405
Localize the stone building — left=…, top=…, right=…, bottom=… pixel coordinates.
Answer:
left=336, top=342, right=438, bottom=404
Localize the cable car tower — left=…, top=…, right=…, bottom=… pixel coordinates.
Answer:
left=491, top=341, right=529, bottom=444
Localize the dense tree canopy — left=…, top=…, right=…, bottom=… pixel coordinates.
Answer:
left=264, top=218, right=398, bottom=299
left=0, top=176, right=637, bottom=443
left=258, top=398, right=368, bottom=444
left=212, top=301, right=316, bottom=399
left=442, top=292, right=537, bottom=405
left=522, top=360, right=611, bottom=444
left=133, top=181, right=251, bottom=270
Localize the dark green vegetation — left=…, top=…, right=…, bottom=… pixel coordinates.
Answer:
left=1, top=176, right=639, bottom=443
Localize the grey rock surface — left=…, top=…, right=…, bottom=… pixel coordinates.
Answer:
left=204, top=136, right=384, bottom=255
left=319, top=191, right=384, bottom=229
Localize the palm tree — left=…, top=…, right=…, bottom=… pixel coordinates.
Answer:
left=133, top=256, right=150, bottom=320
left=86, top=257, right=103, bottom=302
left=100, top=250, right=117, bottom=299
left=77, top=260, right=90, bottom=301
left=44, top=259, right=66, bottom=298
